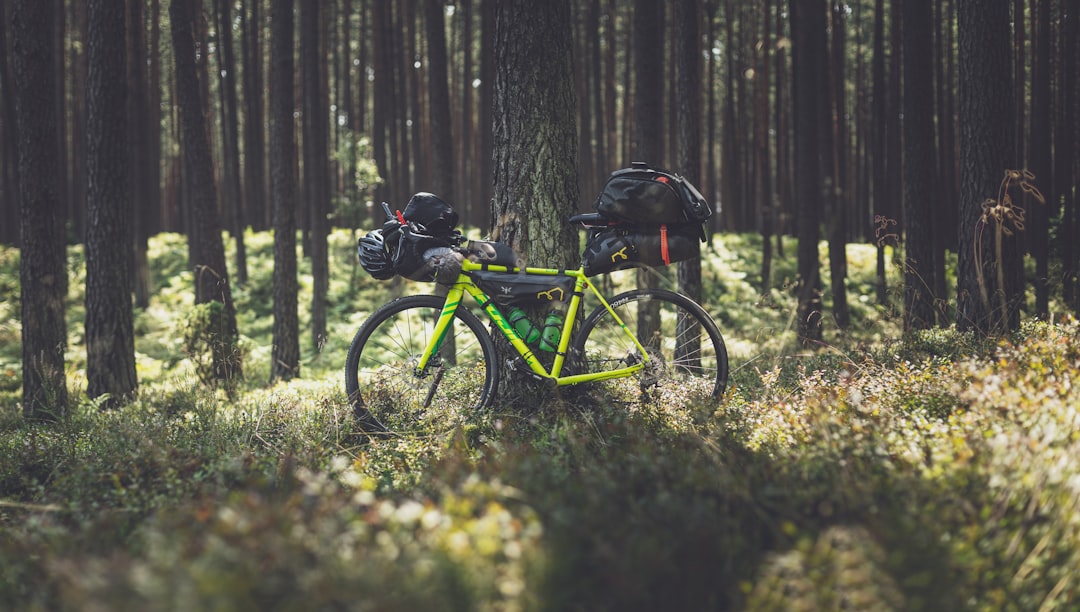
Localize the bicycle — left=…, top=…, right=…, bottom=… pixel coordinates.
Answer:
left=345, top=203, right=729, bottom=435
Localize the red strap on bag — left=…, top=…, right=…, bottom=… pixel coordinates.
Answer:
left=660, top=224, right=670, bottom=265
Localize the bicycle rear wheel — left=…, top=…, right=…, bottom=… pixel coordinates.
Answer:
left=344, top=295, right=499, bottom=434
left=570, top=288, right=728, bottom=405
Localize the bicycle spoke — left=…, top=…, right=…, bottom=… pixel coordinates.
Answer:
left=572, top=289, right=728, bottom=406
left=345, top=296, right=498, bottom=435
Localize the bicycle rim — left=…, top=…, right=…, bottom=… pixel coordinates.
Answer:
left=571, top=288, right=728, bottom=405
left=345, top=295, right=498, bottom=435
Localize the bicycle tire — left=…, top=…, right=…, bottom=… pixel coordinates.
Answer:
left=570, top=288, right=728, bottom=404
left=344, top=295, right=499, bottom=433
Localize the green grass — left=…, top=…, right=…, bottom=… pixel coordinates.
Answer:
left=2, top=230, right=1079, bottom=610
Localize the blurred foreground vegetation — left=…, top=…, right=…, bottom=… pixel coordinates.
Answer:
left=2, top=231, right=1078, bottom=610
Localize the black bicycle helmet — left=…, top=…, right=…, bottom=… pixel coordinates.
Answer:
left=358, top=229, right=395, bottom=280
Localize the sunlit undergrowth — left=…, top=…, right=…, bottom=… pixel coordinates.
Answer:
left=2, top=233, right=1080, bottom=609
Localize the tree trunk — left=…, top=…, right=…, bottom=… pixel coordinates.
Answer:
left=216, top=0, right=248, bottom=286
left=631, top=0, right=664, bottom=345
left=0, top=0, right=22, bottom=246
left=871, top=0, right=890, bottom=305
left=241, top=0, right=268, bottom=231
left=85, top=0, right=137, bottom=404
left=270, top=0, right=300, bottom=381
left=68, top=2, right=87, bottom=242
left=425, top=0, right=454, bottom=201
left=901, top=0, right=938, bottom=330
left=827, top=0, right=850, bottom=330
left=956, top=0, right=1020, bottom=333
left=675, top=0, right=703, bottom=305
left=491, top=0, right=579, bottom=403
left=1028, top=0, right=1051, bottom=318
left=458, top=0, right=475, bottom=215
left=492, top=0, right=579, bottom=264
left=675, top=0, right=704, bottom=367
left=791, top=0, right=824, bottom=345
left=478, top=0, right=495, bottom=228
left=371, top=0, right=392, bottom=211
left=128, top=0, right=153, bottom=309
left=301, top=0, right=330, bottom=352
left=1062, top=0, right=1080, bottom=314
left=756, top=1, right=773, bottom=293
left=12, top=0, right=69, bottom=419
left=171, top=0, right=243, bottom=383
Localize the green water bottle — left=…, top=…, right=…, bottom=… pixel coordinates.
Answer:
left=539, top=311, right=564, bottom=352
left=506, top=307, right=541, bottom=344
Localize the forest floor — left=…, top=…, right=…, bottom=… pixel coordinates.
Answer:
left=2, top=230, right=1078, bottom=610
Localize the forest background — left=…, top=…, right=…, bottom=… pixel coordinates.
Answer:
left=3, top=0, right=1080, bottom=608
left=4, top=0, right=1078, bottom=363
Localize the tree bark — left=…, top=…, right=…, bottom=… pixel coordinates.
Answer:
left=827, top=0, right=850, bottom=330
left=491, top=0, right=579, bottom=264
left=425, top=0, right=454, bottom=201
left=675, top=0, right=703, bottom=307
left=491, top=0, right=579, bottom=402
left=12, top=0, right=69, bottom=419
left=0, top=1, right=21, bottom=246
left=171, top=0, right=243, bottom=382
left=301, top=0, right=330, bottom=352
left=216, top=0, right=248, bottom=286
left=1028, top=0, right=1051, bottom=318
left=270, top=0, right=300, bottom=381
left=630, top=0, right=665, bottom=343
left=901, top=0, right=938, bottom=330
left=128, top=0, right=153, bottom=309
left=85, top=0, right=137, bottom=404
left=241, top=0, right=268, bottom=231
left=957, top=0, right=1020, bottom=333
left=792, top=0, right=824, bottom=345
left=675, top=0, right=704, bottom=367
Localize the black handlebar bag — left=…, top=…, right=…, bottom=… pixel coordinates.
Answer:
left=389, top=224, right=457, bottom=282
left=401, top=192, right=459, bottom=234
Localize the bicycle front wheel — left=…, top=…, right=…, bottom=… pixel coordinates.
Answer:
left=345, top=295, right=499, bottom=434
left=570, top=288, right=728, bottom=405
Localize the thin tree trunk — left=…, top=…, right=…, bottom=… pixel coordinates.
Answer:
left=0, top=0, right=22, bottom=246
left=1028, top=0, right=1051, bottom=318
left=171, top=0, right=242, bottom=383
left=13, top=0, right=69, bottom=419
left=676, top=0, right=704, bottom=367
left=828, top=0, right=850, bottom=329
left=302, top=0, right=330, bottom=351
left=270, top=0, right=300, bottom=381
left=792, top=0, right=824, bottom=344
left=242, top=0, right=268, bottom=230
left=957, top=0, right=1020, bottom=333
left=425, top=0, right=453, bottom=200
left=86, top=0, right=136, bottom=404
left=758, top=1, right=773, bottom=294
left=872, top=0, right=890, bottom=305
left=216, top=0, right=248, bottom=286
left=901, top=0, right=938, bottom=330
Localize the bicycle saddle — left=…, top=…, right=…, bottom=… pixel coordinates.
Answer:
left=569, top=212, right=621, bottom=228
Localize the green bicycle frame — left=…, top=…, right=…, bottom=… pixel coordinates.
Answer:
left=415, top=257, right=650, bottom=386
